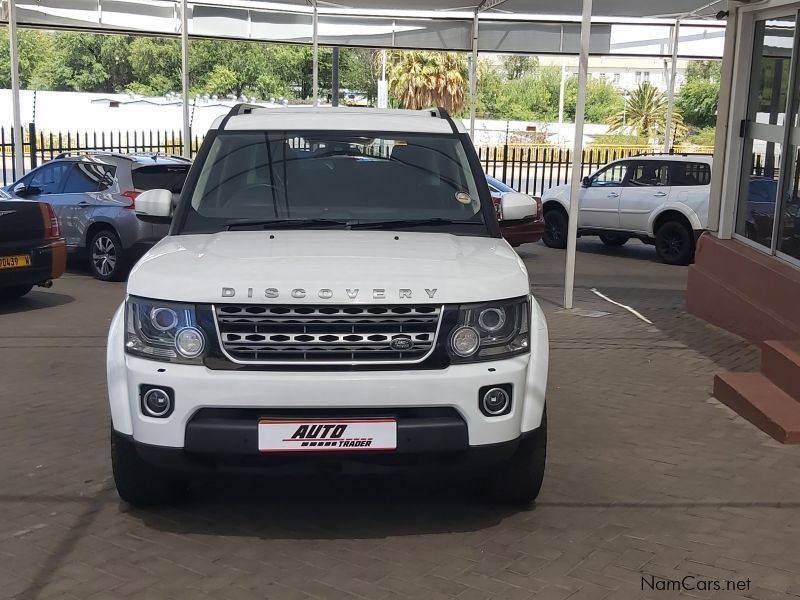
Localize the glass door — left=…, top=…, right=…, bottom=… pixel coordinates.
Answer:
left=735, top=13, right=797, bottom=251
left=777, top=30, right=800, bottom=265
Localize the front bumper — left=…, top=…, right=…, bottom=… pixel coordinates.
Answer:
left=107, top=299, right=549, bottom=454
left=113, top=427, right=539, bottom=475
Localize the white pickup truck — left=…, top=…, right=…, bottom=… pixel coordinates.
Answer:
left=541, top=154, right=712, bottom=265
left=107, top=106, right=550, bottom=505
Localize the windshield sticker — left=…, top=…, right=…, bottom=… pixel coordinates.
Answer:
left=455, top=192, right=473, bottom=204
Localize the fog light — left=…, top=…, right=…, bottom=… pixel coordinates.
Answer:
left=481, top=387, right=511, bottom=416
left=175, top=327, right=205, bottom=358
left=451, top=326, right=480, bottom=357
left=142, top=388, right=172, bottom=417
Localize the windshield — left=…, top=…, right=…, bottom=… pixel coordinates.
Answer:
left=179, top=131, right=488, bottom=235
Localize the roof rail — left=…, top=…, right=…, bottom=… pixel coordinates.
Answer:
left=127, top=152, right=193, bottom=163
left=219, top=103, right=264, bottom=130
left=424, top=107, right=459, bottom=134
left=54, top=150, right=134, bottom=161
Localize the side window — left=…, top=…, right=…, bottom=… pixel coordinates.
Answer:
left=591, top=162, right=628, bottom=187
left=670, top=161, right=711, bottom=186
left=63, top=163, right=117, bottom=194
left=29, top=163, right=70, bottom=195
left=627, top=161, right=669, bottom=187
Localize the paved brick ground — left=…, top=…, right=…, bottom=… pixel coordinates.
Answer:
left=1, top=240, right=798, bottom=600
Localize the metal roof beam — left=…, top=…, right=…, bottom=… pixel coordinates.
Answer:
left=476, top=0, right=512, bottom=13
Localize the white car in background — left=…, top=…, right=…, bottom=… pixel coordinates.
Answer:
left=541, top=154, right=712, bottom=265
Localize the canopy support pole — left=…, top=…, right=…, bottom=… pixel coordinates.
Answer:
left=469, top=10, right=478, bottom=138
left=663, top=18, right=680, bottom=153
left=312, top=0, right=319, bottom=106
left=180, top=0, right=190, bottom=158
left=9, top=0, right=23, bottom=178
left=564, top=0, right=592, bottom=310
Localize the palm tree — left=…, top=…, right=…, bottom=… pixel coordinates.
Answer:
left=608, top=82, right=685, bottom=144
left=385, top=51, right=467, bottom=113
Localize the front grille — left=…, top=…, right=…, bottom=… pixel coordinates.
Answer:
left=214, top=304, right=443, bottom=364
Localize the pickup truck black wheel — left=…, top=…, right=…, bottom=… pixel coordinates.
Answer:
left=655, top=220, right=694, bottom=265
left=599, top=233, right=629, bottom=247
left=89, top=230, right=128, bottom=282
left=481, top=411, right=547, bottom=504
left=111, top=429, right=185, bottom=506
left=0, top=285, right=33, bottom=300
left=543, top=209, right=568, bottom=249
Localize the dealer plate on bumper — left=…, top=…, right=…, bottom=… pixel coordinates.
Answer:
left=258, top=419, right=397, bottom=452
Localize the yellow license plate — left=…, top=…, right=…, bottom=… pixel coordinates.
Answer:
left=0, top=254, right=31, bottom=270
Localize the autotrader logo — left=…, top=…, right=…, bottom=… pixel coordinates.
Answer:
left=289, top=423, right=374, bottom=448
left=642, top=574, right=751, bottom=593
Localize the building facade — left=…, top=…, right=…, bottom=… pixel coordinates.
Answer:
left=688, top=0, right=800, bottom=442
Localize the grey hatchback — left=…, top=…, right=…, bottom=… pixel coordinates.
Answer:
left=4, top=153, right=191, bottom=281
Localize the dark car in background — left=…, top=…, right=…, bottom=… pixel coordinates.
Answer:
left=4, top=152, right=190, bottom=281
left=486, top=175, right=544, bottom=247
left=0, top=195, right=66, bottom=300
left=742, top=176, right=800, bottom=255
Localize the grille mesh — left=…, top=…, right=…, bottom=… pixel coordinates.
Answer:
left=215, top=304, right=442, bottom=363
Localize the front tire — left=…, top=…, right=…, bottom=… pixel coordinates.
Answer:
left=655, top=220, right=694, bottom=265
left=89, top=230, right=128, bottom=282
left=599, top=233, right=629, bottom=247
left=0, top=284, right=33, bottom=301
left=111, top=429, right=185, bottom=506
left=543, top=209, right=568, bottom=249
left=482, top=412, right=547, bottom=504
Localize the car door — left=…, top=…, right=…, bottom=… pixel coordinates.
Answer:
left=579, top=161, right=628, bottom=229
left=667, top=160, right=712, bottom=228
left=619, top=160, right=670, bottom=233
left=20, top=162, right=73, bottom=241
left=61, top=162, right=118, bottom=249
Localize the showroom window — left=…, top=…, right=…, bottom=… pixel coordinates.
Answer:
left=734, top=11, right=800, bottom=264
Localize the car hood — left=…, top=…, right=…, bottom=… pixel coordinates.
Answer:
left=127, top=230, right=530, bottom=304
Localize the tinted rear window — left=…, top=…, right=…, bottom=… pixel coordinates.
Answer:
left=132, top=165, right=189, bottom=193
left=670, top=162, right=711, bottom=186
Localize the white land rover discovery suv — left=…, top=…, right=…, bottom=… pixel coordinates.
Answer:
left=541, top=154, right=712, bottom=265
left=107, top=106, right=549, bottom=505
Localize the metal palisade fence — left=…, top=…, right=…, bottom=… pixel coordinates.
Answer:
left=0, top=123, right=202, bottom=185
left=1, top=123, right=715, bottom=192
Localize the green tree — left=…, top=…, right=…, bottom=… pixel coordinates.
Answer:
left=501, top=55, right=538, bottom=80
left=341, top=48, right=378, bottom=102
left=204, top=65, right=239, bottom=96
left=608, top=82, right=685, bottom=142
left=565, top=77, right=625, bottom=123
left=0, top=30, right=54, bottom=88
left=677, top=79, right=720, bottom=128
left=387, top=51, right=467, bottom=112
left=128, top=37, right=181, bottom=95
left=686, top=60, right=722, bottom=83
left=30, top=33, right=134, bottom=92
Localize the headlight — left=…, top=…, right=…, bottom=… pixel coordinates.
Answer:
left=449, top=297, right=529, bottom=362
left=125, top=297, right=206, bottom=364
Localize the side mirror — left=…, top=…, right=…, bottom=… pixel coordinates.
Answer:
left=500, top=192, right=536, bottom=222
left=135, top=188, right=172, bottom=218
left=582, top=176, right=592, bottom=188
left=13, top=182, right=39, bottom=197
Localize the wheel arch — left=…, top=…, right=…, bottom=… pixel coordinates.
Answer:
left=649, top=206, right=701, bottom=236
left=84, top=220, right=120, bottom=249
left=542, top=198, right=568, bottom=215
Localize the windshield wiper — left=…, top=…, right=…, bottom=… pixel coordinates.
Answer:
left=347, top=218, right=482, bottom=230
left=226, top=218, right=350, bottom=231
